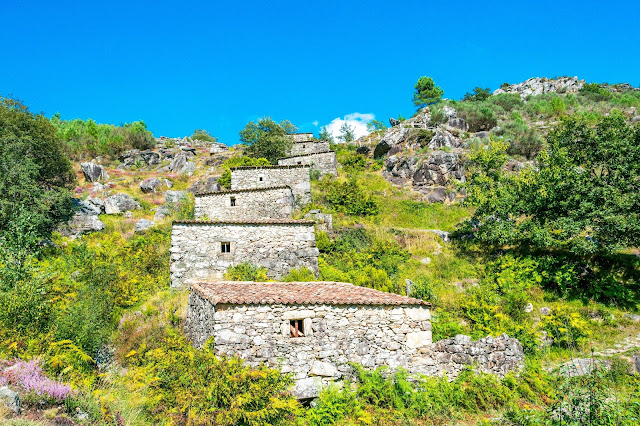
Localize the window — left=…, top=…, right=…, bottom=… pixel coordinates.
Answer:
left=290, top=319, right=305, bottom=338
left=230, top=196, right=236, bottom=206
left=297, top=161, right=302, bottom=165
left=259, top=177, right=263, bottom=182
left=221, top=242, right=231, bottom=253
left=302, top=144, right=306, bottom=149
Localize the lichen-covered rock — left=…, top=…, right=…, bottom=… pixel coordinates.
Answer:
left=428, top=130, right=463, bottom=149
left=493, top=76, right=585, bottom=99
left=154, top=205, right=172, bottom=221
left=189, top=177, right=220, bottom=194
left=140, top=178, right=163, bottom=193
left=165, top=190, right=188, bottom=205
left=448, top=117, right=469, bottom=132
left=104, top=193, right=141, bottom=214
left=81, top=162, right=109, bottom=182
left=558, top=358, right=610, bottom=377
left=0, top=386, right=20, bottom=415
left=134, top=219, right=154, bottom=233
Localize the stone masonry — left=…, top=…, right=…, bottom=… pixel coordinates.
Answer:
left=230, top=165, right=311, bottom=206
left=290, top=140, right=331, bottom=156
left=194, top=186, right=294, bottom=221
left=287, top=132, right=315, bottom=143
left=170, top=220, right=319, bottom=288
left=277, top=151, right=338, bottom=176
left=186, top=281, right=525, bottom=398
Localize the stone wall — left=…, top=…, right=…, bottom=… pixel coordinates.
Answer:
left=277, top=151, right=337, bottom=176
left=170, top=221, right=319, bottom=287
left=186, top=293, right=525, bottom=398
left=287, top=133, right=315, bottom=143
left=194, top=187, right=294, bottom=221
left=290, top=141, right=331, bottom=156
left=230, top=166, right=311, bottom=206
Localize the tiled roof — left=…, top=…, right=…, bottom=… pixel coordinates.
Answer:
left=277, top=151, right=334, bottom=160
left=191, top=281, right=430, bottom=306
left=195, top=185, right=291, bottom=197
left=173, top=219, right=314, bottom=225
left=230, top=165, right=310, bottom=170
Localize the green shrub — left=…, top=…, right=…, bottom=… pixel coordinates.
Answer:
left=428, top=106, right=448, bottom=125
left=497, top=120, right=544, bottom=159
left=456, top=102, right=499, bottom=132
left=489, top=93, right=524, bottom=111
left=305, top=384, right=369, bottom=425
left=406, top=128, right=435, bottom=147
left=321, top=178, right=379, bottom=216
left=224, top=263, right=269, bottom=281
left=283, top=267, right=315, bottom=282
left=217, top=156, right=270, bottom=189
left=580, top=83, right=613, bottom=102
left=338, top=151, right=368, bottom=172
left=190, top=129, right=217, bottom=142
left=540, top=305, right=591, bottom=348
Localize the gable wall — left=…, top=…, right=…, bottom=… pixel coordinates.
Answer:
left=231, top=167, right=311, bottom=206
left=195, top=187, right=294, bottom=220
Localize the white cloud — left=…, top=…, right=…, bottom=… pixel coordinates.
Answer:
left=323, top=112, right=375, bottom=142
left=312, top=120, right=319, bottom=126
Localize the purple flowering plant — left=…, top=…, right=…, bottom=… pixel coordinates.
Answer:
left=2, top=359, right=72, bottom=403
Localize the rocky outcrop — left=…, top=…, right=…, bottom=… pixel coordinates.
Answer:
left=189, top=177, right=220, bottom=194
left=428, top=130, right=463, bottom=149
left=59, top=199, right=105, bottom=236
left=81, top=162, right=109, bottom=182
left=493, top=76, right=585, bottom=99
left=104, top=193, right=141, bottom=214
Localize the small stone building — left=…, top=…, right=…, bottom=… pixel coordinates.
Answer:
left=170, top=220, right=319, bottom=288
left=290, top=140, right=331, bottom=156
left=186, top=281, right=526, bottom=398
left=277, top=151, right=338, bottom=176
left=287, top=132, right=315, bottom=143
left=230, top=165, right=311, bottom=206
left=194, top=186, right=294, bottom=221
left=186, top=281, right=432, bottom=397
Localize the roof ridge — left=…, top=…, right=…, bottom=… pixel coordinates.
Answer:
left=277, top=151, right=335, bottom=160
left=173, top=219, right=314, bottom=225
left=190, top=281, right=431, bottom=306
left=195, top=185, right=291, bottom=197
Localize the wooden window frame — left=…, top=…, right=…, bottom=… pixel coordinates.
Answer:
left=221, top=241, right=231, bottom=253
left=289, top=319, right=305, bottom=338
left=230, top=196, right=236, bottom=206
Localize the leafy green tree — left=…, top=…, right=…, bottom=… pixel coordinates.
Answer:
left=412, top=76, right=444, bottom=108
left=217, top=156, right=270, bottom=189
left=465, top=111, right=640, bottom=255
left=239, top=117, right=296, bottom=163
left=366, top=119, right=386, bottom=132
left=0, top=97, right=75, bottom=243
left=463, top=87, right=492, bottom=102
left=338, top=122, right=356, bottom=143
left=318, top=125, right=333, bottom=142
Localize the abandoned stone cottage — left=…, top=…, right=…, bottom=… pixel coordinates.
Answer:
left=288, top=133, right=331, bottom=156
left=230, top=165, right=311, bottom=206
left=186, top=281, right=525, bottom=398
left=194, top=186, right=294, bottom=221
left=170, top=219, right=319, bottom=288
left=277, top=151, right=338, bottom=176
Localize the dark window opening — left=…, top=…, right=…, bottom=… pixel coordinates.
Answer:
left=230, top=197, right=236, bottom=206
left=259, top=177, right=263, bottom=182
left=297, top=161, right=302, bottom=165
left=221, top=242, right=231, bottom=253
left=290, top=319, right=305, bottom=338
left=302, top=144, right=306, bottom=148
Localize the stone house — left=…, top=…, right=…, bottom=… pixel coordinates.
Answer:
left=186, top=281, right=525, bottom=398
left=186, top=281, right=432, bottom=397
left=230, top=165, right=311, bottom=206
left=170, top=219, right=319, bottom=288
left=194, top=186, right=294, bottom=221
left=290, top=140, right=331, bottom=156
left=277, top=151, right=338, bottom=176
left=287, top=132, right=315, bottom=143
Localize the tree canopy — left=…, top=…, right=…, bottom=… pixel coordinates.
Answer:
left=465, top=111, right=640, bottom=255
left=0, top=97, right=75, bottom=243
left=412, top=76, right=444, bottom=108
left=239, top=117, right=296, bottom=163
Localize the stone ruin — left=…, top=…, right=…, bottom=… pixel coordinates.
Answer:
left=170, top=145, right=525, bottom=398
left=280, top=133, right=338, bottom=176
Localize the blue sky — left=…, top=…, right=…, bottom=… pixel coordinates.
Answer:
left=3, top=0, right=639, bottom=145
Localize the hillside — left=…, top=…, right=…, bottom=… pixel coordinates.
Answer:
left=1, top=77, right=640, bottom=425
